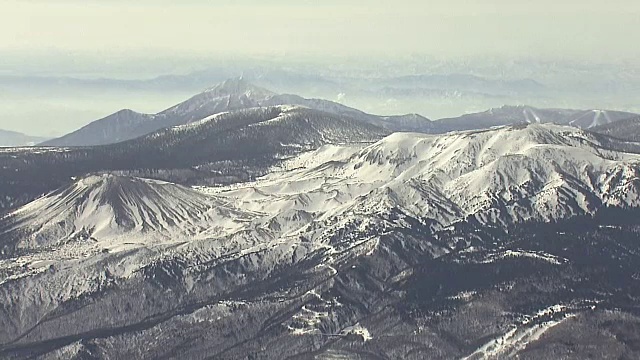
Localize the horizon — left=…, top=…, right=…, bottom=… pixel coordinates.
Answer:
left=1, top=75, right=638, bottom=138
left=1, top=1, right=640, bottom=136
left=2, top=74, right=640, bottom=137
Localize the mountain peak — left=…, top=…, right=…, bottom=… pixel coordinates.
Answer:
left=203, top=77, right=276, bottom=98
left=0, top=174, right=235, bottom=254
left=114, top=108, right=139, bottom=116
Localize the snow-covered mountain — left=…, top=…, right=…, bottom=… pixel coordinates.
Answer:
left=433, top=105, right=638, bottom=133
left=42, top=78, right=430, bottom=147
left=263, top=93, right=432, bottom=132
left=0, top=129, right=48, bottom=147
left=214, top=123, right=640, bottom=235
left=0, top=174, right=255, bottom=257
left=2, top=123, right=640, bottom=359
left=7, top=123, right=640, bottom=259
left=0, top=105, right=389, bottom=215
left=40, top=78, right=274, bottom=147
left=40, top=76, right=639, bottom=148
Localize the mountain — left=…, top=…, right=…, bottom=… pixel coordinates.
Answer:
left=264, top=93, right=432, bottom=132
left=39, top=109, right=157, bottom=147
left=591, top=116, right=640, bottom=141
left=432, top=105, right=638, bottom=133
left=2, top=124, right=640, bottom=358
left=378, top=73, right=547, bottom=95
left=0, top=105, right=389, bottom=214
left=0, top=129, right=48, bottom=147
left=40, top=78, right=276, bottom=147
left=42, top=78, right=431, bottom=147
left=0, top=174, right=255, bottom=257
left=221, top=123, right=640, bottom=233
left=43, top=78, right=638, bottom=148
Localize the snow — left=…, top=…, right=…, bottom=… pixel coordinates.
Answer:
left=4, top=123, right=640, bottom=328
left=341, top=323, right=373, bottom=341
left=479, top=250, right=567, bottom=265
left=464, top=304, right=575, bottom=359
left=448, top=291, right=477, bottom=302
left=0, top=146, right=72, bottom=154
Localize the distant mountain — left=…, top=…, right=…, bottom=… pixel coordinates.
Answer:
left=263, top=93, right=432, bottom=132
left=41, top=78, right=275, bottom=147
left=39, top=109, right=156, bottom=147
left=432, top=105, right=638, bottom=133
left=0, top=129, right=48, bottom=147
left=0, top=105, right=389, bottom=214
left=2, top=124, right=640, bottom=358
left=43, top=78, right=638, bottom=148
left=42, top=78, right=431, bottom=147
left=378, top=73, right=546, bottom=95
left=591, top=116, right=640, bottom=141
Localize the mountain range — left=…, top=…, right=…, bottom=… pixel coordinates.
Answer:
left=40, top=79, right=640, bottom=148
left=0, top=129, right=48, bottom=147
left=1, top=79, right=640, bottom=359
left=2, top=123, right=640, bottom=358
left=41, top=78, right=429, bottom=147
left=433, top=105, right=638, bottom=133
left=0, top=105, right=388, bottom=214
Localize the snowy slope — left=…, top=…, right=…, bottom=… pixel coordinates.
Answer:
left=160, top=77, right=276, bottom=120
left=7, top=123, right=640, bottom=263
left=212, top=123, right=640, bottom=235
left=263, top=94, right=432, bottom=132
left=0, top=174, right=257, bottom=256
left=41, top=79, right=274, bottom=146
left=2, top=124, right=640, bottom=358
left=0, top=105, right=389, bottom=215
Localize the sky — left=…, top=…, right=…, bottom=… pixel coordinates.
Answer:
left=1, top=0, right=640, bottom=136
left=1, top=0, right=639, bottom=61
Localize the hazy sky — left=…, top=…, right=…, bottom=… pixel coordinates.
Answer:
left=1, top=0, right=640, bottom=137
left=1, top=0, right=639, bottom=61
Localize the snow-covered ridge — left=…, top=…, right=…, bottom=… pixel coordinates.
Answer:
left=170, top=105, right=304, bottom=133
left=432, top=105, right=639, bottom=137
left=162, top=78, right=276, bottom=118
left=214, top=123, right=640, bottom=235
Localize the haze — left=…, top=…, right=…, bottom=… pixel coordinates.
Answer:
left=2, top=0, right=639, bottom=60
left=1, top=0, right=640, bottom=136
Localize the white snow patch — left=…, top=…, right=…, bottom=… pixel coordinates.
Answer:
left=341, top=323, right=373, bottom=341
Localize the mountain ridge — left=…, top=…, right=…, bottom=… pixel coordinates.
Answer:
left=41, top=78, right=430, bottom=147
left=0, top=105, right=390, bottom=214
left=432, top=105, right=638, bottom=133
left=591, top=115, right=640, bottom=142
left=2, top=123, right=640, bottom=358
left=3, top=123, right=640, bottom=358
